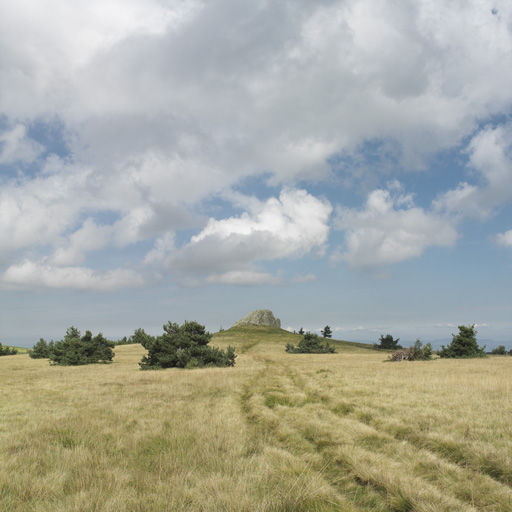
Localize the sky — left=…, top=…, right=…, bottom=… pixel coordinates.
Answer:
left=1, top=0, right=511, bottom=349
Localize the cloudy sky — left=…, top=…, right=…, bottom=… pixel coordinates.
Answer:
left=1, top=0, right=511, bottom=348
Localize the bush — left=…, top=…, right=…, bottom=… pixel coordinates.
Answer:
left=374, top=334, right=402, bottom=350
left=286, top=332, right=337, bottom=354
left=491, top=345, right=507, bottom=355
left=139, top=320, right=236, bottom=370
left=29, top=338, right=54, bottom=359
left=389, top=339, right=433, bottom=362
left=0, top=342, right=18, bottom=356
left=439, top=324, right=486, bottom=359
left=49, top=327, right=115, bottom=365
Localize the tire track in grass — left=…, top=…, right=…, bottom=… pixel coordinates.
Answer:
left=254, top=356, right=512, bottom=511
left=297, top=379, right=512, bottom=510
left=237, top=357, right=479, bottom=511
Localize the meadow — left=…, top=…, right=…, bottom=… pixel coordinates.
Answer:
left=1, top=326, right=511, bottom=511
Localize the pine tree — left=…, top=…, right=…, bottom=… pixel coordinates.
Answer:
left=321, top=325, right=332, bottom=338
left=139, top=320, right=236, bottom=370
left=439, top=325, right=486, bottom=358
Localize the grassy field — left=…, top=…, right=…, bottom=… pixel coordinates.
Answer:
left=1, top=326, right=511, bottom=511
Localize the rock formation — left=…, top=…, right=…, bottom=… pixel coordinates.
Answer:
left=233, top=309, right=281, bottom=328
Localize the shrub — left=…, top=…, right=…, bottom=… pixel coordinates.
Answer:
left=49, top=327, right=115, bottom=365
left=139, top=320, right=236, bottom=370
left=389, top=339, right=433, bottom=362
left=29, top=338, right=54, bottom=359
left=374, top=334, right=402, bottom=350
left=286, top=332, right=337, bottom=354
left=491, top=345, right=507, bottom=355
left=439, top=324, right=486, bottom=358
left=0, top=342, right=18, bottom=356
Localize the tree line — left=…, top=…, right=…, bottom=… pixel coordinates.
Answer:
left=29, top=321, right=236, bottom=369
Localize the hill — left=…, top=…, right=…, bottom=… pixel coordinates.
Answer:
left=214, top=325, right=374, bottom=353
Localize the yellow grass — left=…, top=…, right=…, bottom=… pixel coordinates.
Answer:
left=1, top=327, right=511, bottom=511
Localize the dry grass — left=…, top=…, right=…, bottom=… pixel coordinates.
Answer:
left=1, top=327, right=511, bottom=511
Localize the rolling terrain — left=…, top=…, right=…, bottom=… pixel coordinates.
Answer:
left=1, top=326, right=511, bottom=511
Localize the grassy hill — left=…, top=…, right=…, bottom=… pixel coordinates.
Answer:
left=1, top=326, right=511, bottom=511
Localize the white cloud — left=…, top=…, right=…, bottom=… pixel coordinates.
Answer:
left=163, top=189, right=332, bottom=282
left=333, top=187, right=458, bottom=269
left=496, top=230, right=512, bottom=247
left=52, top=218, right=113, bottom=265
left=1, top=260, right=146, bottom=291
left=0, top=124, right=44, bottom=164
left=434, top=123, right=512, bottom=219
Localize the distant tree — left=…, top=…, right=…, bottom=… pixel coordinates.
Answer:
left=298, top=327, right=305, bottom=335
left=439, top=324, right=486, bottom=359
left=491, top=345, right=507, bottom=355
left=50, top=327, right=115, bottom=365
left=286, top=332, right=337, bottom=354
left=139, top=320, right=236, bottom=370
left=0, top=342, right=18, bottom=356
left=374, top=334, right=402, bottom=350
left=29, top=338, right=54, bottom=359
left=321, top=325, right=332, bottom=338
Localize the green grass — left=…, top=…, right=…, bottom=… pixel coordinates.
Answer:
left=1, top=326, right=511, bottom=511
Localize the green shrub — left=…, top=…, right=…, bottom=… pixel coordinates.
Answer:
left=439, top=324, right=486, bottom=359
left=491, top=345, right=507, bottom=355
left=286, top=332, right=337, bottom=354
left=0, top=342, right=18, bottom=356
left=29, top=338, right=54, bottom=359
left=49, top=327, right=115, bottom=366
left=139, top=320, right=236, bottom=370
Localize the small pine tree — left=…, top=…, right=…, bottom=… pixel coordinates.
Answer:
left=139, top=320, right=236, bottom=370
left=298, top=327, right=305, bottom=335
left=321, top=325, right=332, bottom=338
left=29, top=338, right=54, bottom=358
left=286, top=332, right=337, bottom=354
left=439, top=324, right=486, bottom=358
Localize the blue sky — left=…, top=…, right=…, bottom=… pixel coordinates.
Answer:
left=1, top=0, right=511, bottom=349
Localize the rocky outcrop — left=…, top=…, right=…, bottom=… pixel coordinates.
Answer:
left=233, top=309, right=281, bottom=328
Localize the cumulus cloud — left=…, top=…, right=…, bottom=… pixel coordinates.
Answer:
left=434, top=123, right=512, bottom=219
left=1, top=260, right=146, bottom=291
left=332, top=186, right=458, bottom=270
left=161, top=189, right=332, bottom=283
left=496, top=230, right=512, bottom=247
